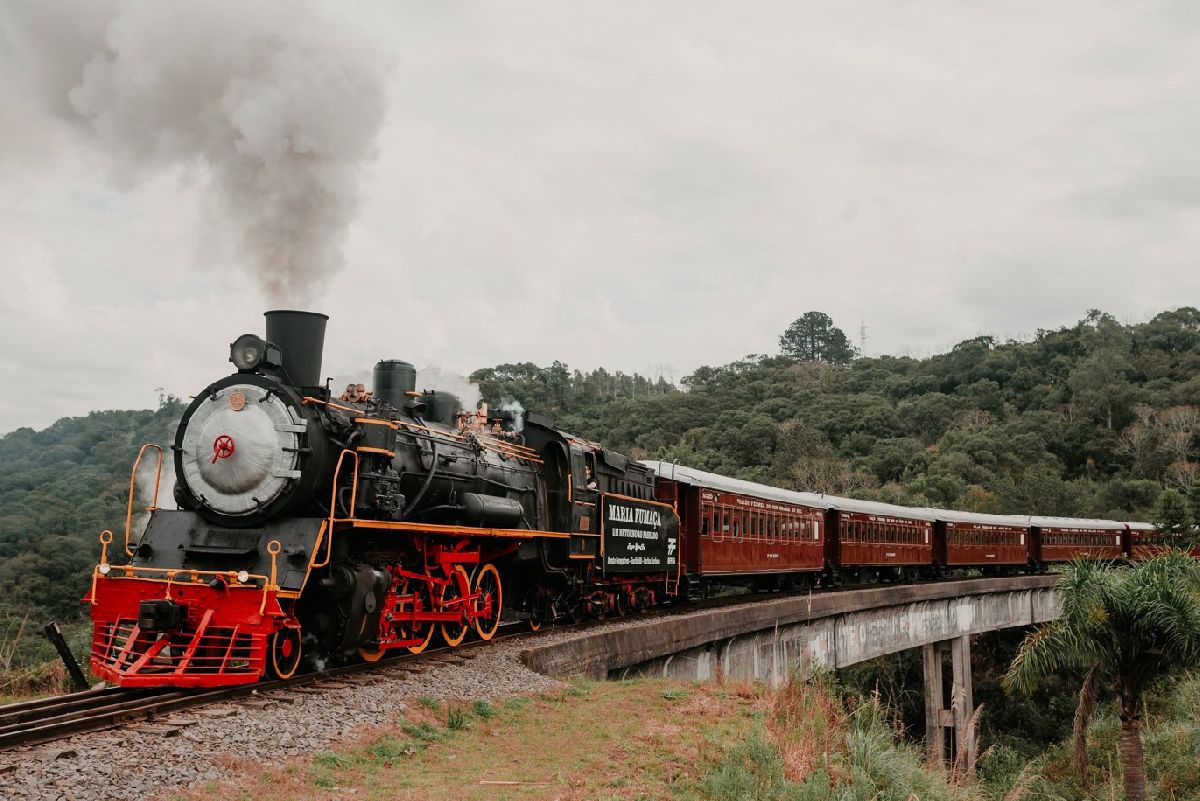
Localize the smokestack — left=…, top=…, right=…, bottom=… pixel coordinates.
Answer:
left=264, top=310, right=328, bottom=388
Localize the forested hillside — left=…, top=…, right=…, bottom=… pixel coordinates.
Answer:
left=1, top=308, right=1199, bottom=673
left=476, top=308, right=1200, bottom=527
left=0, top=402, right=184, bottom=620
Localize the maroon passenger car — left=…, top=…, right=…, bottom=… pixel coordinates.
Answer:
left=1031, top=516, right=1125, bottom=564
left=1125, top=521, right=1168, bottom=561
left=643, top=461, right=828, bottom=584
left=821, top=497, right=935, bottom=577
left=927, top=509, right=1030, bottom=572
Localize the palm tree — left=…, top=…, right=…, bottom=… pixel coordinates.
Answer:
left=1003, top=553, right=1200, bottom=801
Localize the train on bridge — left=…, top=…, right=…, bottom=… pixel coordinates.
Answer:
left=85, top=311, right=1170, bottom=688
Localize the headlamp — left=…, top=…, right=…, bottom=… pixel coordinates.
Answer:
left=229, top=334, right=282, bottom=372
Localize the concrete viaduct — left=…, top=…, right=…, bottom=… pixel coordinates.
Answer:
left=520, top=575, right=1060, bottom=768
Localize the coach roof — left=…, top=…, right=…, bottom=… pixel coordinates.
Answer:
left=639, top=460, right=833, bottom=509
left=924, top=508, right=1031, bottom=528
left=1025, top=515, right=1127, bottom=531
left=641, top=460, right=939, bottom=521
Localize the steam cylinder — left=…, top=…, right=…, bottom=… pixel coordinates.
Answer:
left=373, top=360, right=417, bottom=409
left=265, top=310, right=328, bottom=388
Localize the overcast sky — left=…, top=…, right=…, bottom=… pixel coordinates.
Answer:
left=1, top=1, right=1198, bottom=433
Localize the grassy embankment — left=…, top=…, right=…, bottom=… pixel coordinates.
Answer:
left=175, top=670, right=1200, bottom=801
left=178, top=675, right=992, bottom=801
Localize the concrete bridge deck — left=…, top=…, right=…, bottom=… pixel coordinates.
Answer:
left=522, top=575, right=1059, bottom=680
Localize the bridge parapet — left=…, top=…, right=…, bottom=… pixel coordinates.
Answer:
left=521, top=575, right=1059, bottom=680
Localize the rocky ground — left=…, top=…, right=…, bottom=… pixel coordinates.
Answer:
left=0, top=636, right=565, bottom=801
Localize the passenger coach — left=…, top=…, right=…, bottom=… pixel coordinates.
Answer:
left=928, top=509, right=1029, bottom=574
left=1030, top=516, right=1126, bottom=564
left=822, top=497, right=935, bottom=581
left=643, top=461, right=828, bottom=590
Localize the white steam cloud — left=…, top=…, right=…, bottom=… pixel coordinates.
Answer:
left=0, top=1, right=388, bottom=304
left=499, top=399, right=526, bottom=434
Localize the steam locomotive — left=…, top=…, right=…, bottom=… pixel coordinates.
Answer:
left=87, top=311, right=1166, bottom=688
left=88, top=311, right=678, bottom=686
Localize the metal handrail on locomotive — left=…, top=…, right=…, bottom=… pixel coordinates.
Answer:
left=87, top=310, right=679, bottom=686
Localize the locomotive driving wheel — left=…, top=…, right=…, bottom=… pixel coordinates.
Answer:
left=439, top=565, right=471, bottom=647
left=472, top=563, right=503, bottom=641
left=359, top=573, right=436, bottom=660
left=267, top=626, right=302, bottom=680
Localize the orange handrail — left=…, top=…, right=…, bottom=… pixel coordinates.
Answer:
left=312, top=449, right=359, bottom=570
left=124, top=444, right=164, bottom=557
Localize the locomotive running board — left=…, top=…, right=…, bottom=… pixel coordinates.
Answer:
left=334, top=520, right=570, bottom=539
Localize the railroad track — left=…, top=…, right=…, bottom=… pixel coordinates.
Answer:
left=0, top=626, right=536, bottom=753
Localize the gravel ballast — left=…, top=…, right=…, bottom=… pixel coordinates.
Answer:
left=0, top=637, right=566, bottom=801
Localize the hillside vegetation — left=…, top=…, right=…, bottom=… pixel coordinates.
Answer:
left=1, top=308, right=1198, bottom=679
left=475, top=308, right=1200, bottom=525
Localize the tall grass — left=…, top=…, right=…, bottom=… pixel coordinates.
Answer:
left=687, top=674, right=985, bottom=801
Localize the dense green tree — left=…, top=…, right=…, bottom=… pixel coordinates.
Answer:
left=1067, top=311, right=1137, bottom=430
left=1151, top=488, right=1194, bottom=538
left=1004, top=555, right=1200, bottom=801
left=778, top=311, right=857, bottom=365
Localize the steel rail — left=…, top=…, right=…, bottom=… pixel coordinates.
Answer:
left=0, top=626, right=537, bottom=752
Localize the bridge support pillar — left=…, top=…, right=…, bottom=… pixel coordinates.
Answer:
left=922, top=635, right=975, bottom=772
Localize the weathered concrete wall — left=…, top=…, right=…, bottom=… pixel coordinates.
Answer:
left=520, top=576, right=1059, bottom=684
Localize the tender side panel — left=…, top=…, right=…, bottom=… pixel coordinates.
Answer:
left=836, top=511, right=932, bottom=567
left=694, top=490, right=824, bottom=576
left=600, top=494, right=679, bottom=575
